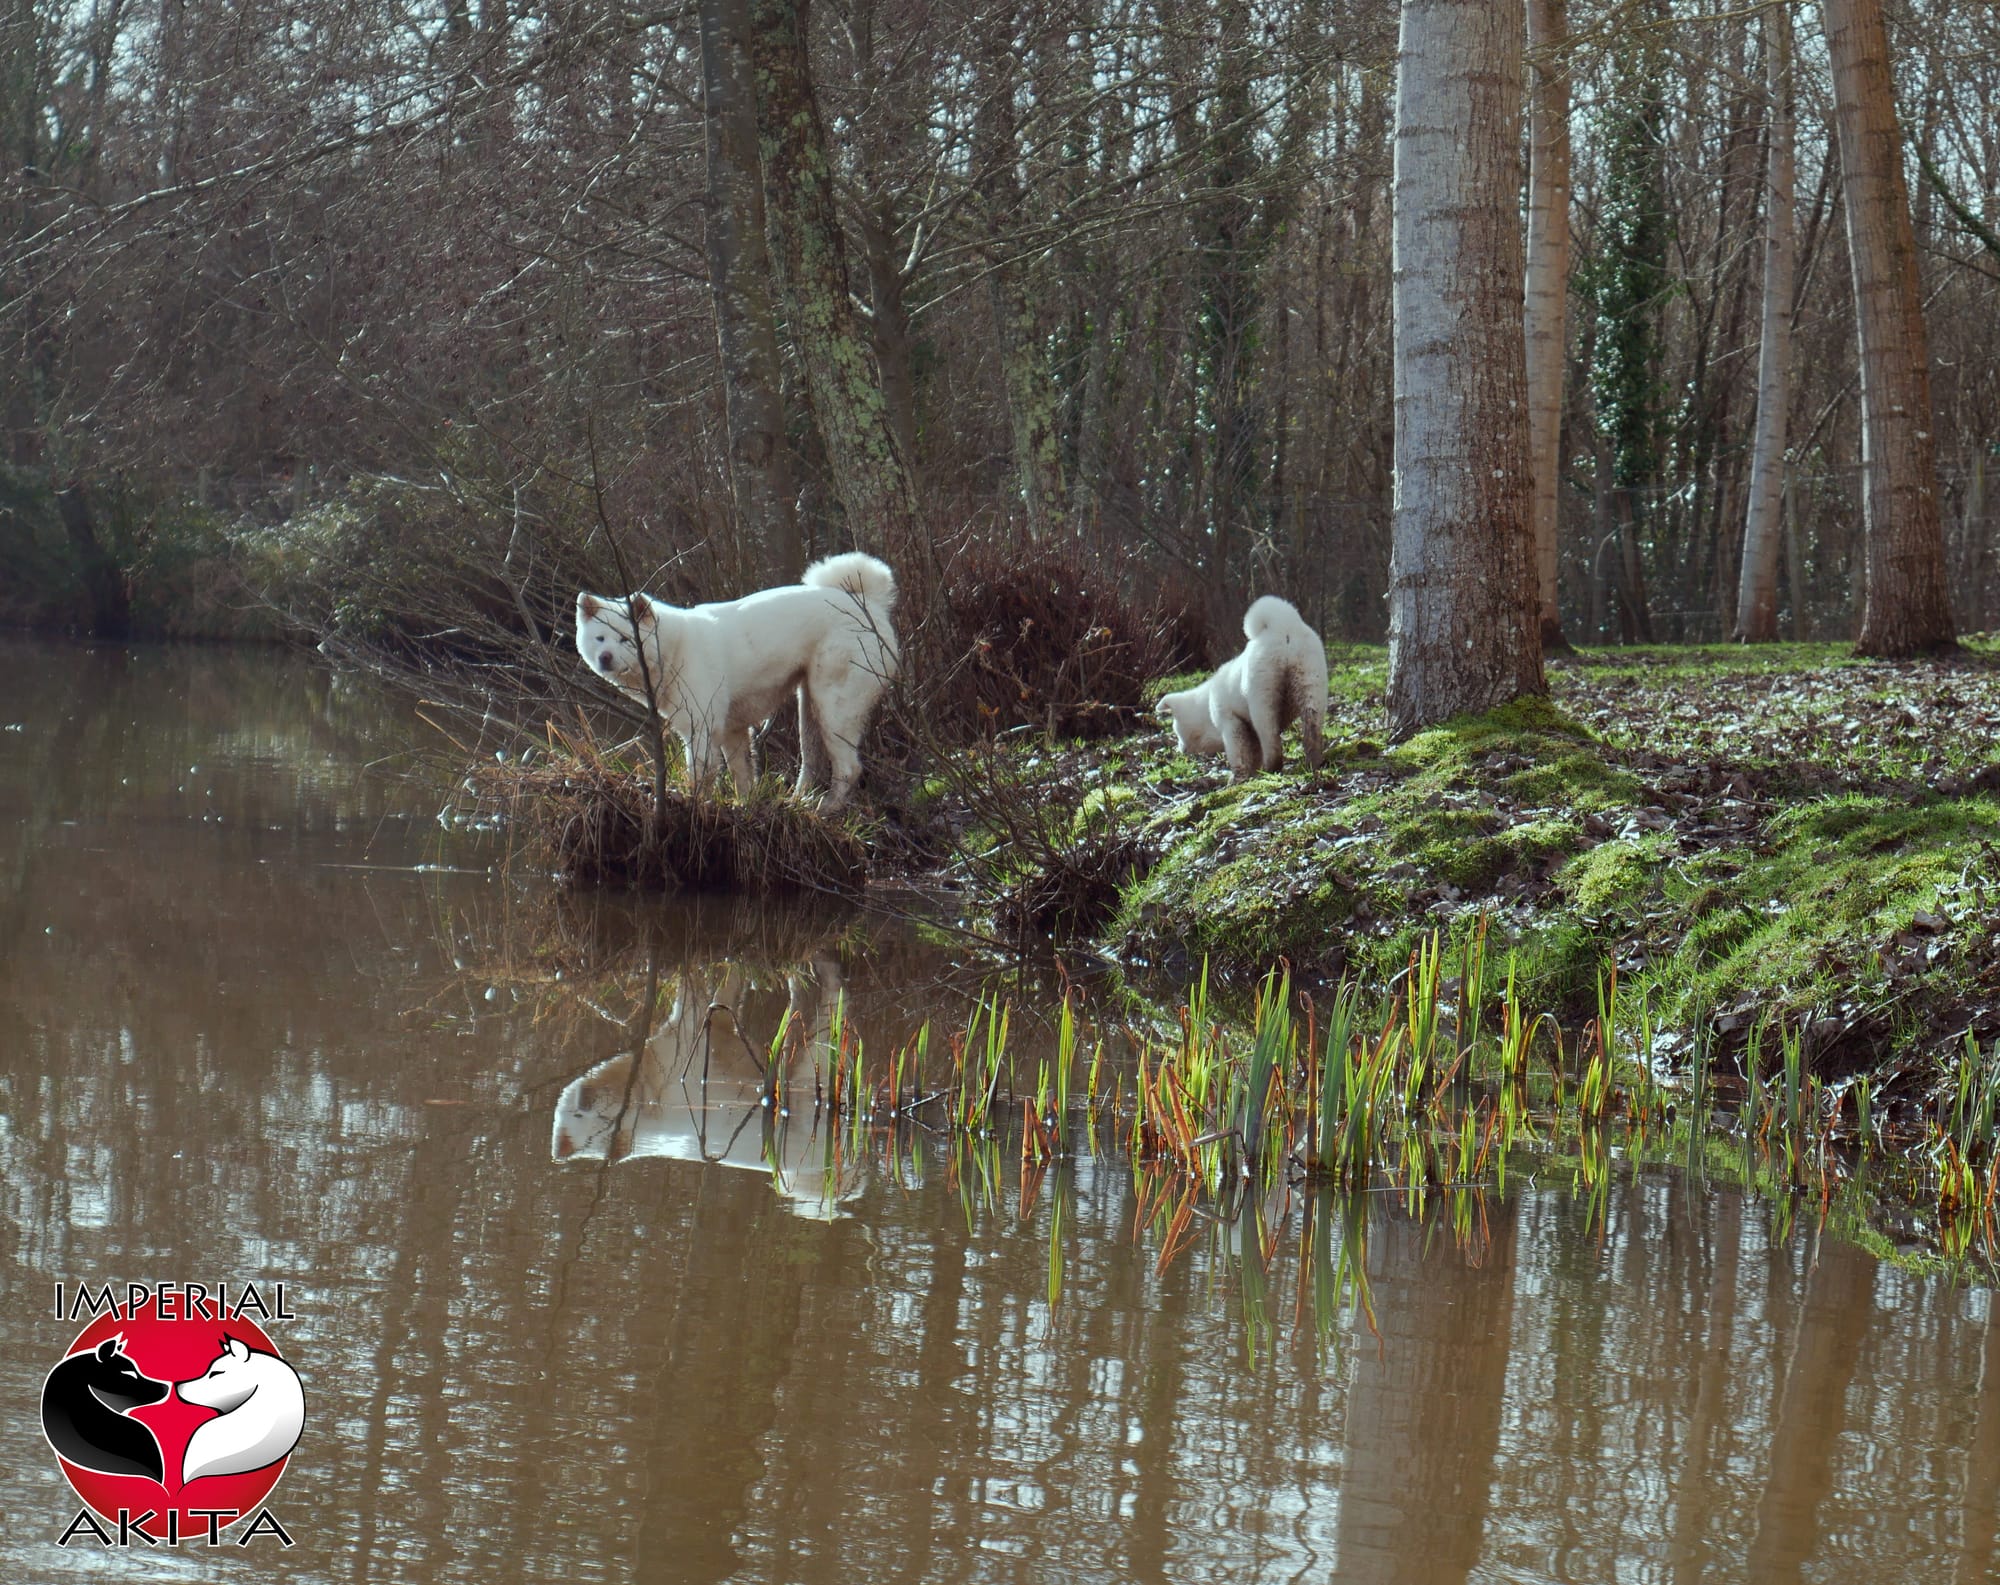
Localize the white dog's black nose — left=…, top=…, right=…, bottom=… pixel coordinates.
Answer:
left=599, top=651, right=615, bottom=671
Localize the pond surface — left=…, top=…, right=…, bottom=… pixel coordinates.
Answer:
left=2, top=636, right=1998, bottom=1583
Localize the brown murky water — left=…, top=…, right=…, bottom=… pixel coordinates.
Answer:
left=4, top=637, right=2000, bottom=1583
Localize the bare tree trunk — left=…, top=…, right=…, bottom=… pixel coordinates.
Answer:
left=1735, top=0, right=1796, bottom=642
left=699, top=0, right=801, bottom=578
left=1822, top=0, right=1956, bottom=655
left=1525, top=0, right=1572, bottom=653
left=1386, top=0, right=1545, bottom=738
left=745, top=0, right=919, bottom=557
left=858, top=192, right=921, bottom=477
left=975, top=25, right=1069, bottom=536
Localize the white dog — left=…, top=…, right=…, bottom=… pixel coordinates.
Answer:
left=1157, top=595, right=1327, bottom=779
left=176, top=1336, right=306, bottom=1485
left=576, top=553, right=898, bottom=811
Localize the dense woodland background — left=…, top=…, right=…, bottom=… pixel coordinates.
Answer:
left=0, top=0, right=1995, bottom=656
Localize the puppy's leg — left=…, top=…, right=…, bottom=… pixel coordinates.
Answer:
left=1219, top=714, right=1262, bottom=782
left=795, top=685, right=831, bottom=798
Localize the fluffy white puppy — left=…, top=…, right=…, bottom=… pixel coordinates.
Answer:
left=1157, top=595, right=1327, bottom=779
left=576, top=552, right=898, bottom=811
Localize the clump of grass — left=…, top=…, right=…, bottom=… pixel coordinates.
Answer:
left=469, top=725, right=868, bottom=894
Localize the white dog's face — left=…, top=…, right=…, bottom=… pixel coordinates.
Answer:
left=576, top=592, right=653, bottom=693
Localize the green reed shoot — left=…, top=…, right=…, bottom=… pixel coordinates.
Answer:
left=1457, top=915, right=1491, bottom=1060
left=1949, top=1033, right=2000, bottom=1162
left=1235, top=970, right=1292, bottom=1174
left=1315, top=981, right=1359, bottom=1172
left=1405, top=933, right=1444, bottom=1098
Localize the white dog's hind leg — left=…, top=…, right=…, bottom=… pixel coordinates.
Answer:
left=683, top=729, right=725, bottom=797
left=1301, top=705, right=1325, bottom=772
left=722, top=727, right=757, bottom=795
left=819, top=729, right=864, bottom=811
left=795, top=687, right=831, bottom=798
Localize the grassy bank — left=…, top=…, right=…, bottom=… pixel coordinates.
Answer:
left=950, top=639, right=2000, bottom=1101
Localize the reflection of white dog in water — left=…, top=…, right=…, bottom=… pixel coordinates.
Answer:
left=1157, top=596, right=1328, bottom=779
left=176, top=1336, right=305, bottom=1485
left=574, top=553, right=898, bottom=811
left=551, top=958, right=859, bottom=1218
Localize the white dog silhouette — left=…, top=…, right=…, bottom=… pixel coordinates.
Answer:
left=176, top=1335, right=304, bottom=1485
left=575, top=552, right=899, bottom=811
left=1157, top=595, right=1328, bottom=779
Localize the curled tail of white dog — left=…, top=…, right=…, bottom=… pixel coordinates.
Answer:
left=1243, top=594, right=1302, bottom=641
left=803, top=552, right=896, bottom=605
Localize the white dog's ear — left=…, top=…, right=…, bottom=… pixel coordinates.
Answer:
left=632, top=595, right=655, bottom=629
left=577, top=592, right=600, bottom=620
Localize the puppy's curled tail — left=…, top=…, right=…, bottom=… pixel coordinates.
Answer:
left=803, top=552, right=896, bottom=605
left=1243, top=594, right=1302, bottom=641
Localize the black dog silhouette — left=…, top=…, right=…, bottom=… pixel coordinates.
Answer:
left=41, top=1336, right=169, bottom=1481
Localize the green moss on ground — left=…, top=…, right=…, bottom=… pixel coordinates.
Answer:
left=965, top=640, right=2000, bottom=1088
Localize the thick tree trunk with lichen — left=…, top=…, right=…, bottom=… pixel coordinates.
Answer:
left=1525, top=0, right=1572, bottom=653
left=744, top=0, right=917, bottom=557
left=858, top=194, right=921, bottom=479
left=1735, top=1, right=1795, bottom=643
left=1822, top=0, right=1956, bottom=655
left=699, top=0, right=800, bottom=578
left=1386, top=0, right=1545, bottom=740
left=974, top=27, right=1068, bottom=536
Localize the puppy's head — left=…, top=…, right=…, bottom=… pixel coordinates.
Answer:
left=575, top=591, right=653, bottom=692
left=1155, top=688, right=1210, bottom=755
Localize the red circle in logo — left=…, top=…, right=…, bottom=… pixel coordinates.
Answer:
left=43, top=1297, right=302, bottom=1540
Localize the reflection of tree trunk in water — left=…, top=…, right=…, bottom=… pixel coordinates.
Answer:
left=1745, top=1235, right=1874, bottom=1579
left=1336, top=1201, right=1517, bottom=1582
left=1955, top=1303, right=2000, bottom=1583
left=351, top=1109, right=475, bottom=1585
left=878, top=1226, right=970, bottom=1582
left=1123, top=1222, right=1197, bottom=1580
left=1668, top=1191, right=1743, bottom=1585
left=631, top=1188, right=810, bottom=1582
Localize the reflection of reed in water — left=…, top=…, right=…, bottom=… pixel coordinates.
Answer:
left=551, top=956, right=863, bottom=1219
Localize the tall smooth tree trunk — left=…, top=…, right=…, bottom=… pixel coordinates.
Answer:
left=1735, top=0, right=1796, bottom=642
left=1822, top=0, right=1956, bottom=654
left=1525, top=0, right=1572, bottom=654
left=699, top=0, right=801, bottom=579
left=745, top=0, right=919, bottom=557
left=1386, top=0, right=1545, bottom=739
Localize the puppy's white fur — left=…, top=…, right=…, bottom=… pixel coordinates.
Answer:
left=576, top=552, right=897, bottom=811
left=1157, top=596, right=1327, bottom=779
